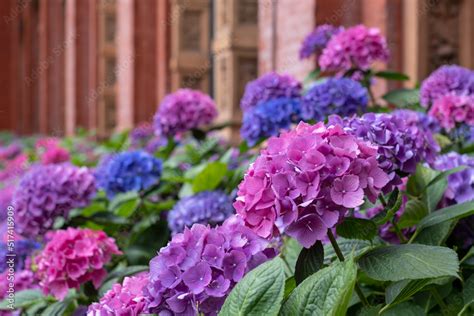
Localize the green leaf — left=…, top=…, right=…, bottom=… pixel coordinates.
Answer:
left=284, top=277, right=296, bottom=300
left=294, top=241, right=324, bottom=285
left=416, top=201, right=474, bottom=231
left=372, top=189, right=403, bottom=226
left=108, top=191, right=140, bottom=212
left=114, top=197, right=140, bottom=217
left=382, top=88, right=419, bottom=107
left=375, top=71, right=410, bottom=81
left=459, top=275, right=474, bottom=315
left=461, top=246, right=474, bottom=265
left=397, top=199, right=428, bottom=229
left=358, top=305, right=382, bottom=316
left=192, top=162, right=228, bottom=193
left=381, top=302, right=425, bottom=316
left=280, top=259, right=357, bottom=316
left=358, top=244, right=459, bottom=281
left=280, top=237, right=302, bottom=276
left=385, top=279, right=432, bottom=307
left=407, top=165, right=438, bottom=197
left=324, top=238, right=375, bottom=264
left=337, top=218, right=377, bottom=241
left=0, top=289, right=44, bottom=310
left=413, top=221, right=455, bottom=246
left=425, top=178, right=447, bottom=212
left=41, top=299, right=72, bottom=316
left=219, top=257, right=285, bottom=316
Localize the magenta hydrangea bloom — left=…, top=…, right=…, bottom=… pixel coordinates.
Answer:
left=319, top=25, right=389, bottom=74
left=153, top=89, right=218, bottom=137
left=240, top=72, right=302, bottom=111
left=144, top=216, right=276, bottom=315
left=420, top=65, right=474, bottom=107
left=234, top=122, right=389, bottom=248
left=13, top=164, right=96, bottom=238
left=35, top=228, right=121, bottom=300
left=36, top=138, right=70, bottom=165
left=87, top=273, right=149, bottom=316
left=299, top=24, right=344, bottom=59
left=428, top=94, right=474, bottom=131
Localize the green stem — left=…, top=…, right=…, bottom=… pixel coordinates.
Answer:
left=327, top=230, right=370, bottom=307
left=430, top=288, right=448, bottom=314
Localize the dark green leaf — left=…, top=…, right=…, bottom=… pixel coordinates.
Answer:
left=294, top=241, right=324, bottom=285
left=381, top=302, right=425, bottom=316
left=375, top=71, right=410, bottom=81
left=337, top=218, right=377, bottom=241
left=357, top=305, right=382, bottom=316
left=358, top=244, right=459, bottom=281
left=324, top=238, right=375, bottom=264
left=192, top=162, right=228, bottom=193
left=283, top=277, right=296, bottom=300
left=413, top=221, right=455, bottom=246
left=382, top=88, right=419, bottom=107
left=219, top=257, right=285, bottom=316
left=114, top=197, right=140, bottom=217
left=41, top=299, right=72, bottom=316
left=416, top=201, right=474, bottom=231
left=280, top=259, right=357, bottom=316
left=397, top=199, right=428, bottom=229
left=373, top=189, right=403, bottom=225
left=407, top=165, right=438, bottom=197
left=385, top=279, right=432, bottom=307
left=460, top=275, right=474, bottom=314
left=0, top=289, right=44, bottom=310
left=108, top=191, right=140, bottom=212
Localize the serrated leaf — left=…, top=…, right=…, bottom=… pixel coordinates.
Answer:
left=407, top=165, right=438, bottom=197
left=0, top=289, right=44, bottom=310
left=381, top=302, right=425, bottom=316
left=324, top=238, right=375, bottom=264
left=280, top=259, right=357, bottom=316
left=416, top=201, right=474, bottom=231
left=294, top=241, right=324, bottom=285
left=413, top=220, right=454, bottom=246
left=192, top=162, right=228, bottom=193
left=385, top=279, right=432, bottom=307
left=219, top=257, right=285, bottom=316
left=398, top=199, right=428, bottom=229
left=382, top=88, right=419, bottom=107
left=358, top=244, right=459, bottom=281
left=337, top=218, right=377, bottom=241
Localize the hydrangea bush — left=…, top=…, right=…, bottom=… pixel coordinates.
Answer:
left=1, top=22, right=474, bottom=316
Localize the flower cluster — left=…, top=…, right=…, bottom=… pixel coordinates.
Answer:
left=95, top=150, right=162, bottom=198
left=168, top=191, right=234, bottom=234
left=240, top=98, right=302, bottom=146
left=87, top=273, right=149, bottom=316
left=0, top=142, right=22, bottom=160
left=319, top=25, right=389, bottom=74
left=299, top=24, right=343, bottom=59
left=234, top=122, right=389, bottom=248
left=240, top=72, right=302, bottom=111
left=130, top=122, right=167, bottom=153
left=36, top=138, right=70, bottom=165
left=0, top=269, right=37, bottom=316
left=329, top=113, right=439, bottom=191
left=301, top=78, right=368, bottom=122
left=420, top=65, right=474, bottom=107
left=153, top=89, right=218, bottom=137
left=13, top=164, right=96, bottom=238
left=428, top=94, right=474, bottom=131
left=145, top=216, right=276, bottom=315
left=392, top=109, right=442, bottom=134
left=0, top=239, right=40, bottom=272
left=35, top=228, right=121, bottom=300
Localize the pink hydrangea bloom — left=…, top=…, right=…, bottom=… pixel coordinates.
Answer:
left=428, top=94, right=474, bottom=131
left=36, top=138, right=70, bottom=165
left=234, top=122, right=389, bottom=248
left=319, top=25, right=389, bottom=74
left=87, top=273, right=149, bottom=316
left=35, top=228, right=121, bottom=300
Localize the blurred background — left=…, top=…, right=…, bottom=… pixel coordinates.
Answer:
left=1, top=0, right=473, bottom=139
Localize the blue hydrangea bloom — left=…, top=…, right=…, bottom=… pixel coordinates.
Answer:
left=299, top=24, right=343, bottom=59
left=167, top=191, right=234, bottom=234
left=0, top=239, right=40, bottom=272
left=301, top=78, right=368, bottom=122
left=95, top=150, right=162, bottom=198
left=240, top=98, right=301, bottom=146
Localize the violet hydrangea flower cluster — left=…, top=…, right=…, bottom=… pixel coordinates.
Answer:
left=35, top=227, right=121, bottom=300
left=240, top=72, right=302, bottom=111
left=240, top=98, right=302, bottom=146
left=234, top=121, right=390, bottom=248
left=299, top=24, right=343, bottom=59
left=144, top=216, right=276, bottom=315
left=168, top=191, right=234, bottom=234
left=153, top=89, right=218, bottom=137
left=392, top=109, right=442, bottom=134
left=87, top=273, right=149, bottom=316
left=428, top=94, right=474, bottom=131
left=301, top=78, right=368, bottom=122
left=420, top=65, right=474, bottom=107
left=319, top=25, right=389, bottom=74
left=95, top=150, right=162, bottom=198
left=0, top=239, right=40, bottom=272
left=329, top=113, right=439, bottom=191
left=13, top=164, right=96, bottom=238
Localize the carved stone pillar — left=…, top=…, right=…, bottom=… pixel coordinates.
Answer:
left=212, top=0, right=258, bottom=141
left=169, top=0, right=210, bottom=93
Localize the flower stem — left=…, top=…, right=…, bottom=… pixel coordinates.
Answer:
left=327, top=229, right=370, bottom=307
left=430, top=288, right=448, bottom=314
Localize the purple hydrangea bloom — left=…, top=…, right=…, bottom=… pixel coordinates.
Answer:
left=240, top=72, right=302, bottom=111
left=153, top=89, right=218, bottom=137
left=87, top=273, right=149, bottom=316
left=319, top=25, right=389, bottom=74
left=168, top=191, right=234, bottom=234
left=240, top=98, right=302, bottom=146
left=13, top=164, right=96, bottom=238
left=95, top=150, right=162, bottom=198
left=0, top=239, right=40, bottom=272
left=392, top=109, right=442, bottom=134
left=420, top=65, right=474, bottom=107
left=299, top=24, right=344, bottom=59
left=144, top=216, right=276, bottom=315
left=329, top=113, right=440, bottom=192
left=301, top=78, right=368, bottom=121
